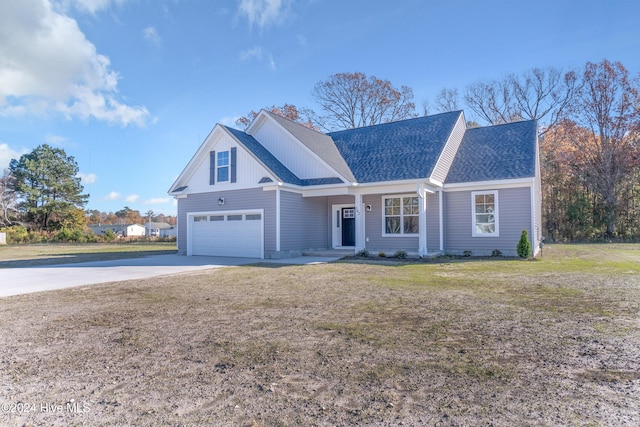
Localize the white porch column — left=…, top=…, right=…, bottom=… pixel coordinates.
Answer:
left=418, top=184, right=428, bottom=257
left=354, top=193, right=365, bottom=252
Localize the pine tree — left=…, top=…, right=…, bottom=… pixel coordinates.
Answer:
left=517, top=230, right=532, bottom=259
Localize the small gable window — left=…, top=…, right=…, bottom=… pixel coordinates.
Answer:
left=210, top=147, right=237, bottom=185
left=472, top=191, right=499, bottom=237
left=383, top=196, right=419, bottom=236
left=217, top=151, right=229, bottom=182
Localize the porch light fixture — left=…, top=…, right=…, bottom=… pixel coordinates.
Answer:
left=366, top=205, right=372, bottom=212
left=218, top=197, right=225, bottom=205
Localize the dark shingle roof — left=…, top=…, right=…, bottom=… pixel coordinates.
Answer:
left=445, top=120, right=537, bottom=183
left=328, top=111, right=462, bottom=183
left=224, top=126, right=343, bottom=186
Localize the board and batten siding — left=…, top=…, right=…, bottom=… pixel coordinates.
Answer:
left=250, top=118, right=336, bottom=180
left=176, top=188, right=276, bottom=255
left=279, top=191, right=329, bottom=252
left=430, top=113, right=466, bottom=183
left=444, top=186, right=532, bottom=256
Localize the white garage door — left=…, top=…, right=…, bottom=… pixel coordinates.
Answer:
left=189, top=211, right=263, bottom=258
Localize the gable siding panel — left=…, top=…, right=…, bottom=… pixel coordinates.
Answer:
left=176, top=188, right=276, bottom=255
left=185, top=133, right=274, bottom=194
left=444, top=186, right=532, bottom=256
left=431, top=113, right=466, bottom=183
left=251, top=118, right=338, bottom=179
left=279, top=191, right=329, bottom=251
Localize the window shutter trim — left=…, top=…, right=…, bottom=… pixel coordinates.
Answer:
left=230, top=147, right=237, bottom=183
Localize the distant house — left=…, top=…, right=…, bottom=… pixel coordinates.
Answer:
left=168, top=110, right=542, bottom=259
left=145, top=222, right=177, bottom=238
left=89, top=223, right=146, bottom=237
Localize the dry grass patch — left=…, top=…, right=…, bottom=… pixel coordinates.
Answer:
left=1, top=245, right=639, bottom=426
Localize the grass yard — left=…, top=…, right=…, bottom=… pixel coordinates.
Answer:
left=1, top=244, right=639, bottom=426
left=0, top=242, right=177, bottom=268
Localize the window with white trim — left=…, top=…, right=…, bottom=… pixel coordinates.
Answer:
left=217, top=151, right=229, bottom=182
left=472, top=191, right=499, bottom=237
left=383, top=196, right=419, bottom=235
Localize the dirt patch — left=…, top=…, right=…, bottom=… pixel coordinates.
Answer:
left=1, top=247, right=639, bottom=426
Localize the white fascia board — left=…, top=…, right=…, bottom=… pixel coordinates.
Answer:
left=354, top=179, right=439, bottom=194
left=430, top=111, right=465, bottom=179
left=167, top=124, right=220, bottom=195
left=282, top=180, right=440, bottom=197
left=444, top=177, right=535, bottom=192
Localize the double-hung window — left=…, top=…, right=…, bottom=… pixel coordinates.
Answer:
left=472, top=191, right=499, bottom=237
left=217, top=151, right=229, bottom=182
left=383, top=196, right=419, bottom=235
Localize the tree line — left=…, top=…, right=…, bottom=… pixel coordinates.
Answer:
left=2, top=60, right=638, bottom=243
left=238, top=60, right=640, bottom=242
left=0, top=145, right=175, bottom=243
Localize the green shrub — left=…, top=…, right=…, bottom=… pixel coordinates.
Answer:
left=0, top=225, right=29, bottom=244
left=463, top=250, right=472, bottom=257
left=356, top=249, right=369, bottom=257
left=378, top=251, right=386, bottom=258
left=517, top=230, right=532, bottom=259
left=491, top=249, right=503, bottom=257
left=103, top=229, right=117, bottom=242
left=393, top=250, right=407, bottom=259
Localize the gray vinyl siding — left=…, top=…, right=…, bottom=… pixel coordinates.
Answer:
left=362, top=195, right=418, bottom=251
left=176, top=188, right=276, bottom=255
left=431, top=113, right=466, bottom=183
left=280, top=191, right=329, bottom=251
left=426, top=192, right=440, bottom=251
left=444, top=186, right=532, bottom=257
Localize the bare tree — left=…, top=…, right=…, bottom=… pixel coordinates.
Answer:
left=311, top=72, right=417, bottom=131
left=464, top=67, right=578, bottom=134
left=0, top=169, right=17, bottom=226
left=464, top=79, right=515, bottom=125
left=434, top=87, right=460, bottom=112
left=236, top=104, right=317, bottom=130
left=569, top=60, right=640, bottom=237
left=510, top=67, right=579, bottom=134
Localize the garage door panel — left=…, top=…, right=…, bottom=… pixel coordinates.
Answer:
left=190, top=212, right=263, bottom=258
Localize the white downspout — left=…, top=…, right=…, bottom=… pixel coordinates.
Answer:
left=417, top=183, right=427, bottom=257
left=439, top=190, right=444, bottom=252
left=354, top=193, right=365, bottom=252
left=276, top=186, right=281, bottom=252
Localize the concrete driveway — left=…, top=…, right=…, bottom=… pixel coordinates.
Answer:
left=0, top=254, right=341, bottom=298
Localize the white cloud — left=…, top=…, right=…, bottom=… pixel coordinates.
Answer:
left=0, top=0, right=150, bottom=126
left=143, top=197, right=170, bottom=205
left=239, top=46, right=276, bottom=71
left=77, top=172, right=96, bottom=184
left=45, top=134, right=69, bottom=145
left=218, top=115, right=242, bottom=127
left=104, top=191, right=120, bottom=200
left=238, top=0, right=291, bottom=29
left=125, top=194, right=139, bottom=203
left=55, top=0, right=128, bottom=15
left=239, top=46, right=263, bottom=62
left=142, top=25, right=162, bottom=47
left=0, top=143, right=29, bottom=170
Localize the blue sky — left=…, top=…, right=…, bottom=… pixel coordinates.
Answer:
left=1, top=0, right=639, bottom=216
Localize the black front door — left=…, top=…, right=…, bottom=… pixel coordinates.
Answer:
left=341, top=207, right=355, bottom=246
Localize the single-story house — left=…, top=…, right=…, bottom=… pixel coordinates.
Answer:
left=88, top=223, right=146, bottom=237
left=168, top=110, right=542, bottom=259
left=145, top=222, right=177, bottom=238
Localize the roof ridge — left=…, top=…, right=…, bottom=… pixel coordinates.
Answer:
left=328, top=110, right=463, bottom=135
